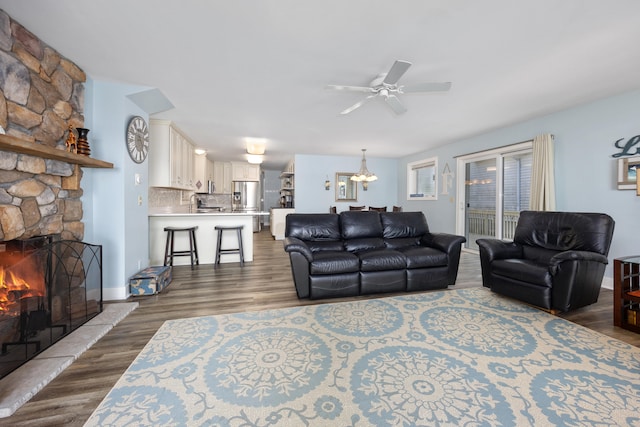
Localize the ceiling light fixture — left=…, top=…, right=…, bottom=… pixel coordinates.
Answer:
left=351, top=149, right=378, bottom=182
left=247, top=154, right=263, bottom=164
left=246, top=138, right=266, bottom=155
left=194, top=148, right=206, bottom=155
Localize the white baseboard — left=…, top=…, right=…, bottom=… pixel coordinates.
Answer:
left=102, top=286, right=130, bottom=301
left=601, top=276, right=613, bottom=290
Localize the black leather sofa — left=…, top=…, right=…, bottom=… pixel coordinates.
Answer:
left=476, top=211, right=615, bottom=313
left=283, top=211, right=466, bottom=299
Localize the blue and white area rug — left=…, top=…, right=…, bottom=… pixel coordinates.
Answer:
left=85, top=288, right=640, bottom=426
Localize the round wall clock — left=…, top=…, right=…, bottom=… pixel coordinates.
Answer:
left=126, top=116, right=150, bottom=163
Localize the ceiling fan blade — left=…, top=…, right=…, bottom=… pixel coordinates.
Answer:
left=382, top=60, right=412, bottom=86
left=384, top=94, right=407, bottom=115
left=326, top=84, right=374, bottom=93
left=400, top=82, right=452, bottom=93
left=340, top=94, right=376, bottom=115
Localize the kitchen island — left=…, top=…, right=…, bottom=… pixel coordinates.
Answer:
left=149, top=209, right=269, bottom=266
left=270, top=207, right=295, bottom=240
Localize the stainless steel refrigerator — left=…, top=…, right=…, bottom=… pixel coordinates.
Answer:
left=232, top=181, right=261, bottom=232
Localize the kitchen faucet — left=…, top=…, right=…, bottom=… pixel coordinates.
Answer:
left=189, top=193, right=198, bottom=213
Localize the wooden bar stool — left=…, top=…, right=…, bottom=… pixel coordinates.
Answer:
left=163, top=226, right=199, bottom=268
left=214, top=225, right=244, bottom=268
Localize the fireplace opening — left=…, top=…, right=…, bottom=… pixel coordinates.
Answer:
left=0, top=236, right=103, bottom=379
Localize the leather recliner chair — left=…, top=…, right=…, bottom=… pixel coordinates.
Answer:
left=476, top=211, right=615, bottom=313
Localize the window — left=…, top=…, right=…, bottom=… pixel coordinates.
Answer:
left=407, top=157, right=437, bottom=200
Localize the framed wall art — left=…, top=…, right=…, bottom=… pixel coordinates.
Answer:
left=335, top=172, right=358, bottom=201
left=617, top=156, right=640, bottom=190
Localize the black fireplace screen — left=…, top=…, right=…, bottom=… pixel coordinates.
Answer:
left=0, top=238, right=103, bottom=379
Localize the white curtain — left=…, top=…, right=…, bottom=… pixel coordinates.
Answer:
left=529, top=133, right=556, bottom=211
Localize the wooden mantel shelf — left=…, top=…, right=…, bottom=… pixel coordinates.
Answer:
left=0, top=133, right=114, bottom=168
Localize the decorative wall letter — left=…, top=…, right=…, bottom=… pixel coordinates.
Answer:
left=441, top=163, right=453, bottom=195
left=612, top=135, right=640, bottom=157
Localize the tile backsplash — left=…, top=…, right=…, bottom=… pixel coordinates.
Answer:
left=148, top=187, right=183, bottom=208
left=149, top=188, right=232, bottom=210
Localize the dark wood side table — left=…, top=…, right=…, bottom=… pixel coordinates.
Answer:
left=613, top=256, right=640, bottom=333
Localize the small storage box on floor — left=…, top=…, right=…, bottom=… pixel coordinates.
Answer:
left=129, top=266, right=172, bottom=296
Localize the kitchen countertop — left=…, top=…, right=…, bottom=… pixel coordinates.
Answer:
left=149, top=207, right=270, bottom=217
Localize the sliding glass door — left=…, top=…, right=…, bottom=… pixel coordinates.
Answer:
left=456, top=143, right=532, bottom=250
left=463, top=156, right=497, bottom=250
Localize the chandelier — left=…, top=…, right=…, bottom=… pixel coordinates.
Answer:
left=351, top=149, right=378, bottom=182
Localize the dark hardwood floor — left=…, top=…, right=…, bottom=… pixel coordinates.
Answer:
left=3, top=229, right=639, bottom=426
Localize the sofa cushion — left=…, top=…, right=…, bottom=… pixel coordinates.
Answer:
left=307, top=240, right=344, bottom=253
left=385, top=237, right=420, bottom=250
left=309, top=273, right=360, bottom=299
left=358, top=249, right=406, bottom=271
left=381, top=212, right=429, bottom=238
left=398, top=246, right=448, bottom=269
left=344, top=237, right=385, bottom=252
left=521, top=246, right=557, bottom=265
left=340, top=211, right=383, bottom=239
left=492, top=259, right=552, bottom=287
left=286, top=213, right=341, bottom=241
left=407, top=267, right=449, bottom=291
left=310, top=251, right=359, bottom=275
left=361, top=270, right=406, bottom=294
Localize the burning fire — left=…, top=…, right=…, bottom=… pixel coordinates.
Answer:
left=0, top=254, right=46, bottom=313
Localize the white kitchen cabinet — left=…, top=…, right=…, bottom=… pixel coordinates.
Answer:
left=206, top=159, right=214, bottom=182
left=213, top=161, right=232, bottom=193
left=149, top=119, right=196, bottom=190
left=181, top=136, right=195, bottom=189
left=194, top=154, right=214, bottom=191
left=231, top=162, right=260, bottom=181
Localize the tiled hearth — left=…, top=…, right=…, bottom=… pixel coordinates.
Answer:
left=0, top=302, right=137, bottom=418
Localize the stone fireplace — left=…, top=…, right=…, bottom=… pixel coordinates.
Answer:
left=0, top=11, right=109, bottom=379
left=0, top=9, right=87, bottom=242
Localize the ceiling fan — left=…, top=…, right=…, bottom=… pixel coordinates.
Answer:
left=327, top=60, right=451, bottom=115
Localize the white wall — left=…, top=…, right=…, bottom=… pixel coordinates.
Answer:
left=398, top=89, right=640, bottom=281
left=294, top=154, right=398, bottom=213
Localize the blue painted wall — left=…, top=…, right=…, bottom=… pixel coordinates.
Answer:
left=295, top=154, right=398, bottom=213
left=82, top=77, right=96, bottom=243
left=398, top=89, right=640, bottom=282
left=83, top=79, right=151, bottom=300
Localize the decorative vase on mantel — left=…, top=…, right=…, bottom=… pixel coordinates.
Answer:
left=76, top=128, right=91, bottom=156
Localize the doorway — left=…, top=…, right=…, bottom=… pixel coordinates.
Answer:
left=456, top=142, right=532, bottom=250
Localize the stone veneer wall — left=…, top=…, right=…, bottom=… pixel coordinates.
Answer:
left=0, top=10, right=86, bottom=241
